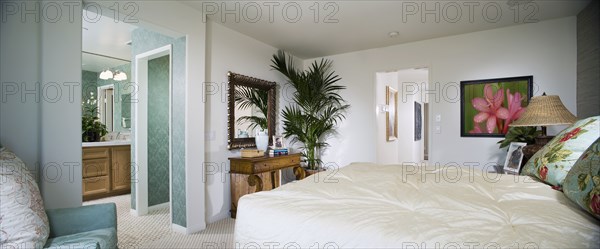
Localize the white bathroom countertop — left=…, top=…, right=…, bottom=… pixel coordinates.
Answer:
left=82, top=140, right=131, bottom=147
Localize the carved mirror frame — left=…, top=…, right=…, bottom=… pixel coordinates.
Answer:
left=228, top=72, right=276, bottom=150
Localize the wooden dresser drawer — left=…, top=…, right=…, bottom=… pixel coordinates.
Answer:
left=253, top=156, right=300, bottom=173
left=83, top=158, right=109, bottom=178
left=230, top=154, right=301, bottom=174
left=82, top=176, right=110, bottom=196
left=82, top=147, right=110, bottom=160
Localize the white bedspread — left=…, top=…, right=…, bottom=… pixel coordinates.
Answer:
left=234, top=163, right=600, bottom=248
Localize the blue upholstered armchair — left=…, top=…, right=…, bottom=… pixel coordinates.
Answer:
left=0, top=148, right=118, bottom=248
left=44, top=203, right=118, bottom=248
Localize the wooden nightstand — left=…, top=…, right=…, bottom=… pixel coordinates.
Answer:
left=229, top=153, right=301, bottom=218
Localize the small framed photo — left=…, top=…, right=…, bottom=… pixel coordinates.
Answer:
left=273, top=136, right=285, bottom=148
left=503, top=142, right=527, bottom=174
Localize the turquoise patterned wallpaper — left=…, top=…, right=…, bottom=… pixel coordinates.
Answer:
left=82, top=70, right=98, bottom=116
left=147, top=55, right=170, bottom=206
left=130, top=28, right=187, bottom=227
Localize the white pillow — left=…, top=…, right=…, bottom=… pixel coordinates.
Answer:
left=0, top=150, right=49, bottom=247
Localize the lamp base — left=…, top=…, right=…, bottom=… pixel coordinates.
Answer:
left=522, top=136, right=554, bottom=163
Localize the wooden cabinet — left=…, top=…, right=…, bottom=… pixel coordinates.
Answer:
left=82, top=145, right=131, bottom=201
left=111, top=146, right=131, bottom=192
left=229, top=153, right=301, bottom=218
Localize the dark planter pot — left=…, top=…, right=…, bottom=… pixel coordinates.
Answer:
left=83, top=131, right=100, bottom=142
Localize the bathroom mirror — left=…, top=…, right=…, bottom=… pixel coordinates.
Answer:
left=121, top=94, right=131, bottom=128
left=82, top=51, right=131, bottom=131
left=228, top=72, right=276, bottom=149
left=98, top=85, right=115, bottom=132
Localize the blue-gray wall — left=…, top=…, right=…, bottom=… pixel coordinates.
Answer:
left=577, top=1, right=599, bottom=118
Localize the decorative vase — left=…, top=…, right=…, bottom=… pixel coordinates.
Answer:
left=255, top=130, right=269, bottom=151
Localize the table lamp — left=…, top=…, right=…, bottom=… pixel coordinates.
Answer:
left=509, top=93, right=577, bottom=160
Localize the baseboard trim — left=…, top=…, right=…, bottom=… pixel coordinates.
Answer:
left=172, top=224, right=187, bottom=234
left=130, top=209, right=140, bottom=216
left=148, top=202, right=170, bottom=212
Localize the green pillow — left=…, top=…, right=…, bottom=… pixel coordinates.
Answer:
left=562, top=138, right=600, bottom=219
left=521, top=116, right=599, bottom=187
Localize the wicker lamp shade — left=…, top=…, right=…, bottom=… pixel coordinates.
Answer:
left=510, top=94, right=577, bottom=127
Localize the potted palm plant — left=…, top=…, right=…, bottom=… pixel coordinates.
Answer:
left=271, top=51, right=349, bottom=170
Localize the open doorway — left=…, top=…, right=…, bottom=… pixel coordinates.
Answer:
left=133, top=45, right=173, bottom=218
left=375, top=68, right=430, bottom=164
left=81, top=8, right=174, bottom=229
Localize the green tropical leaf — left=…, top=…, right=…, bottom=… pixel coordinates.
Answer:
left=578, top=174, right=589, bottom=191
left=497, top=127, right=541, bottom=149
left=234, top=85, right=269, bottom=130
left=593, top=175, right=600, bottom=186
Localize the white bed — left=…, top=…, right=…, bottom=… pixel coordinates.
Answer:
left=234, top=163, right=600, bottom=248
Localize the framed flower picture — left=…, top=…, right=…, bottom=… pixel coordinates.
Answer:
left=460, top=76, right=533, bottom=137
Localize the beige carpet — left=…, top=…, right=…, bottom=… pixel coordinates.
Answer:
left=84, top=194, right=234, bottom=248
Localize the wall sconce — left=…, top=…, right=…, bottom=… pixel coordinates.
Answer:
left=377, top=104, right=390, bottom=113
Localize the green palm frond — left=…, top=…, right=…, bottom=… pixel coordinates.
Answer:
left=234, top=85, right=269, bottom=130
left=236, top=115, right=267, bottom=131
left=273, top=50, right=350, bottom=170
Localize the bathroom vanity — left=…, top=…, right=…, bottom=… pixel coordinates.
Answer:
left=82, top=141, right=131, bottom=201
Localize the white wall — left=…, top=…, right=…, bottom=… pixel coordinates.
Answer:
left=1, top=0, right=83, bottom=209
left=0, top=1, right=41, bottom=175
left=305, top=17, right=577, bottom=168
left=204, top=21, right=300, bottom=222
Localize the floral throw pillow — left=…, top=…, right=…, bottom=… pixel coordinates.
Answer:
left=521, top=116, right=599, bottom=187
left=563, top=138, right=600, bottom=219
left=0, top=149, right=50, bottom=247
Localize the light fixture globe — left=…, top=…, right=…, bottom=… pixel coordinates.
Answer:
left=113, top=71, right=128, bottom=81
left=99, top=69, right=114, bottom=80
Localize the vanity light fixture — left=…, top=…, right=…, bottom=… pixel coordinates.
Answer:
left=99, top=69, right=127, bottom=81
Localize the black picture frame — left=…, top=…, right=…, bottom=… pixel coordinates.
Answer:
left=460, top=76, right=533, bottom=137
left=415, top=101, right=422, bottom=141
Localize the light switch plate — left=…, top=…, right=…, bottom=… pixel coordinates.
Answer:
left=434, top=126, right=441, bottom=134
left=435, top=114, right=441, bottom=122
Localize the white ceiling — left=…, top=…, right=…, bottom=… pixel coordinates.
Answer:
left=81, top=0, right=590, bottom=67
left=183, top=0, right=590, bottom=59
left=82, top=9, right=136, bottom=72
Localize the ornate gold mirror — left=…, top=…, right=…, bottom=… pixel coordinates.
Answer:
left=228, top=72, right=276, bottom=149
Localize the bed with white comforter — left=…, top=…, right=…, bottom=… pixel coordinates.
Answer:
left=234, top=163, right=599, bottom=248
